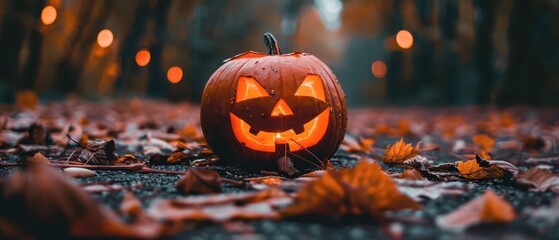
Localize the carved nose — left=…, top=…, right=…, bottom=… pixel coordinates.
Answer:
left=271, top=99, right=294, bottom=117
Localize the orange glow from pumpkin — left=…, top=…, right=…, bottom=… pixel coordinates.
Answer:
left=167, top=66, right=183, bottom=83
left=271, top=99, right=294, bottom=117
left=371, top=61, right=387, bottom=78
left=41, top=6, right=57, bottom=25
left=396, top=30, right=414, bottom=49
left=135, top=49, right=150, bottom=66
left=236, top=76, right=269, bottom=102
left=230, top=74, right=330, bottom=153
left=230, top=109, right=330, bottom=152
left=294, top=75, right=326, bottom=102
left=97, top=29, right=114, bottom=48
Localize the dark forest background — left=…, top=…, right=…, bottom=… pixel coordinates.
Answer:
left=0, top=0, right=558, bottom=107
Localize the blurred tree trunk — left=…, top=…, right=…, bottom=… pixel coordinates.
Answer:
left=497, top=0, right=551, bottom=106
left=53, top=0, right=114, bottom=96
left=439, top=0, right=459, bottom=104
left=0, top=0, right=29, bottom=102
left=474, top=0, right=496, bottom=105
left=20, top=0, right=46, bottom=91
left=115, top=0, right=150, bottom=95
left=147, top=0, right=172, bottom=98
left=412, top=0, right=436, bottom=104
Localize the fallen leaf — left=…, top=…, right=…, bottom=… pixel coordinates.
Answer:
left=78, top=139, right=117, bottom=165
left=522, top=135, right=546, bottom=152
left=515, top=167, right=559, bottom=193
left=149, top=187, right=291, bottom=222
left=472, top=134, right=494, bottom=152
left=120, top=191, right=143, bottom=218
left=115, top=154, right=142, bottom=164
left=395, top=179, right=471, bottom=201
left=0, top=161, right=161, bottom=239
left=27, top=152, right=49, bottom=164
left=175, top=169, right=222, bottom=195
left=18, top=122, right=52, bottom=146
left=62, top=167, right=98, bottom=178
left=457, top=154, right=518, bottom=180
left=382, top=138, right=419, bottom=164
left=340, top=135, right=375, bottom=153
left=436, top=190, right=515, bottom=232
left=277, top=156, right=298, bottom=177
left=400, top=169, right=425, bottom=180
left=282, top=159, right=421, bottom=219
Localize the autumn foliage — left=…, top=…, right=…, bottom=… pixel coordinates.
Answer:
left=282, top=160, right=421, bottom=218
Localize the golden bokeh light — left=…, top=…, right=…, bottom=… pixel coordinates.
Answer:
left=41, top=6, right=57, bottom=25
left=167, top=66, right=183, bottom=84
left=135, top=49, right=150, bottom=67
left=371, top=61, right=387, bottom=78
left=396, top=30, right=414, bottom=49
left=97, top=29, right=114, bottom=48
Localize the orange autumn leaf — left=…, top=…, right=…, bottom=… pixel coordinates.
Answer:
left=282, top=160, right=421, bottom=218
left=382, top=138, right=419, bottom=164
left=457, top=158, right=505, bottom=180
left=436, top=190, right=515, bottom=231
left=472, top=134, right=495, bottom=151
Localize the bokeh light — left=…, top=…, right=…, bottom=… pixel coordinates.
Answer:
left=167, top=66, right=183, bottom=84
left=396, top=30, right=414, bottom=49
left=135, top=49, right=151, bottom=67
left=371, top=61, right=387, bottom=78
left=41, top=6, right=57, bottom=25
left=97, top=29, right=114, bottom=48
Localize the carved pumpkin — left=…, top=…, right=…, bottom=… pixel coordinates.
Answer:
left=200, top=33, right=347, bottom=169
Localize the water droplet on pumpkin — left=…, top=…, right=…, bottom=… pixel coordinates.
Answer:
left=336, top=114, right=341, bottom=119
left=261, top=113, right=265, bottom=117
left=245, top=107, right=250, bottom=111
left=249, top=114, right=253, bottom=118
left=269, top=89, right=275, bottom=95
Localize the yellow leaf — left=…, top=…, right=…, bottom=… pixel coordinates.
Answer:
left=472, top=134, right=495, bottom=151
left=381, top=138, right=419, bottom=164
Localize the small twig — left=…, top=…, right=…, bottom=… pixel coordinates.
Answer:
left=289, top=138, right=324, bottom=167
left=287, top=152, right=324, bottom=170
left=66, top=134, right=85, bottom=148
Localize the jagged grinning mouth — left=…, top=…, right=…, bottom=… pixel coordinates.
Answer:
left=230, top=109, right=330, bottom=152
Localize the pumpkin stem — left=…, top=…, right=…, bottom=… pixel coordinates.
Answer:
left=264, top=32, right=281, bottom=55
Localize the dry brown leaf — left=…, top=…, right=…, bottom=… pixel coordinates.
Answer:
left=115, top=154, right=142, bottom=164
left=472, top=134, right=495, bottom=151
left=522, top=135, right=546, bottom=152
left=78, top=139, right=117, bottom=165
left=175, top=169, right=222, bottom=195
left=149, top=188, right=291, bottom=222
left=436, top=190, right=515, bottom=232
left=381, top=138, right=419, bottom=164
left=277, top=156, right=298, bottom=177
left=395, top=179, right=471, bottom=201
left=515, top=167, right=559, bottom=193
left=0, top=161, right=162, bottom=239
left=340, top=135, right=375, bottom=153
left=282, top=160, right=421, bottom=219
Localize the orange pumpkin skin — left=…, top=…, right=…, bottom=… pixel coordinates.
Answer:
left=200, top=34, right=346, bottom=169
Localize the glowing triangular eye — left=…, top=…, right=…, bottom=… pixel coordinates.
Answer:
left=236, top=76, right=269, bottom=103
left=294, top=75, right=326, bottom=102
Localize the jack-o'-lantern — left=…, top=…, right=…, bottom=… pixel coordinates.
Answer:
left=200, top=33, right=347, bottom=169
